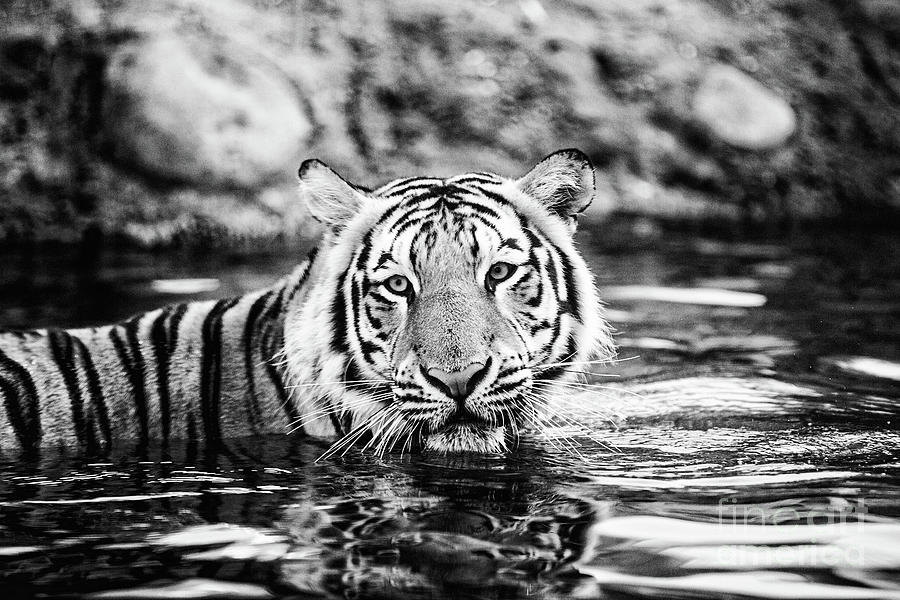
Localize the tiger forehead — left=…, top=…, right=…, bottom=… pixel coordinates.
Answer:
left=374, top=172, right=504, bottom=198
left=379, top=180, right=520, bottom=236
left=369, top=198, right=527, bottom=272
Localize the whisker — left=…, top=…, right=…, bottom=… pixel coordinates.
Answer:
left=285, top=379, right=391, bottom=389
left=318, top=422, right=373, bottom=461
left=382, top=417, right=413, bottom=457
left=534, top=379, right=647, bottom=404
left=316, top=404, right=395, bottom=461
left=286, top=393, right=384, bottom=424
left=532, top=383, right=626, bottom=424
left=362, top=405, right=402, bottom=455
left=285, top=397, right=384, bottom=434
left=532, top=381, right=623, bottom=402
left=531, top=355, right=639, bottom=371
left=552, top=368, right=621, bottom=378
left=535, top=404, right=588, bottom=457
left=522, top=399, right=577, bottom=457
left=524, top=389, right=621, bottom=454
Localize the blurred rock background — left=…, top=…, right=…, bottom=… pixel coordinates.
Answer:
left=1, top=0, right=898, bottom=248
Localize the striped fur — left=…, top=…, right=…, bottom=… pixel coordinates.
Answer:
left=0, top=263, right=313, bottom=453
left=0, top=149, right=614, bottom=454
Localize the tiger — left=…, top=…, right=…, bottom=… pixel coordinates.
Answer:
left=0, top=149, right=614, bottom=455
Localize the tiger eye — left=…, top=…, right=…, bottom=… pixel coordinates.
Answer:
left=486, top=262, right=516, bottom=291
left=385, top=274, right=412, bottom=295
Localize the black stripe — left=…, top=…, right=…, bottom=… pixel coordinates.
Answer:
left=0, top=347, right=41, bottom=450
left=375, top=252, right=393, bottom=270
left=526, top=240, right=545, bottom=307
left=472, top=187, right=514, bottom=209
left=382, top=180, right=443, bottom=197
left=484, top=378, right=525, bottom=397
left=528, top=319, right=552, bottom=335
left=368, top=290, right=392, bottom=305
left=110, top=316, right=150, bottom=444
left=449, top=175, right=502, bottom=185
left=267, top=249, right=318, bottom=429
left=199, top=298, right=239, bottom=445
left=330, top=271, right=350, bottom=354
left=535, top=366, right=566, bottom=381
left=454, top=198, right=504, bottom=220
left=469, top=222, right=481, bottom=262
left=165, top=304, right=187, bottom=438
left=48, top=330, right=87, bottom=447
left=263, top=285, right=287, bottom=322
left=353, top=230, right=375, bottom=273
left=529, top=225, right=577, bottom=316
left=349, top=276, right=367, bottom=361
left=256, top=315, right=296, bottom=425
left=72, top=335, right=111, bottom=451
left=266, top=349, right=295, bottom=423
left=148, top=310, right=170, bottom=439
left=404, top=184, right=465, bottom=202
left=243, top=292, right=272, bottom=430
left=150, top=304, right=187, bottom=445
left=364, top=303, right=383, bottom=329
left=499, top=237, right=522, bottom=251
left=251, top=286, right=296, bottom=425
left=283, top=247, right=318, bottom=306
left=376, top=176, right=421, bottom=195
left=368, top=186, right=447, bottom=232
left=186, top=411, right=198, bottom=444
left=558, top=249, right=581, bottom=319
left=327, top=398, right=344, bottom=436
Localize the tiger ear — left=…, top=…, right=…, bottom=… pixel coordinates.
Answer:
left=298, top=159, right=368, bottom=232
left=516, top=149, right=595, bottom=222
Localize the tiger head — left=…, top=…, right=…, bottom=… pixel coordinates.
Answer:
left=283, top=149, right=614, bottom=455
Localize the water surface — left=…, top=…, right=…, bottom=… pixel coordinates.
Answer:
left=1, top=228, right=899, bottom=599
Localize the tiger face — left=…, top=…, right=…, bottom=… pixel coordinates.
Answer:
left=283, top=150, right=614, bottom=455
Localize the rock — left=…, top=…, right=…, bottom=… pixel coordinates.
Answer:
left=56, top=0, right=104, bottom=30
left=102, top=33, right=310, bottom=189
left=2, top=0, right=899, bottom=246
left=861, top=0, right=900, bottom=35
left=692, top=65, right=797, bottom=151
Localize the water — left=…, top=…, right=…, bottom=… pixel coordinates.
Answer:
left=1, top=227, right=900, bottom=599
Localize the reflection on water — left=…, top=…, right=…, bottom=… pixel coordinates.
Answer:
left=1, top=228, right=899, bottom=599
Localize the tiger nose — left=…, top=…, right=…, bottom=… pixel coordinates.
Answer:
left=423, top=361, right=490, bottom=401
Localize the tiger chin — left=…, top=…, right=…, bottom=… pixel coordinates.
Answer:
left=0, top=149, right=614, bottom=456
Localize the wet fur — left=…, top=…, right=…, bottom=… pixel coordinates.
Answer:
left=0, top=150, right=615, bottom=455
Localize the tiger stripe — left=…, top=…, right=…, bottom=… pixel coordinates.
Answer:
left=149, top=303, right=188, bottom=444
left=72, top=335, right=111, bottom=451
left=199, top=298, right=240, bottom=445
left=109, top=316, right=151, bottom=445
left=243, top=291, right=273, bottom=430
left=0, top=346, right=41, bottom=451
left=47, top=329, right=88, bottom=447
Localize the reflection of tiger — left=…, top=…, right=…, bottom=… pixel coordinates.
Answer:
left=0, top=149, right=614, bottom=455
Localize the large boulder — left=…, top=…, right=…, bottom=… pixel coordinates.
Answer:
left=103, top=34, right=310, bottom=189
left=692, top=64, right=796, bottom=151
